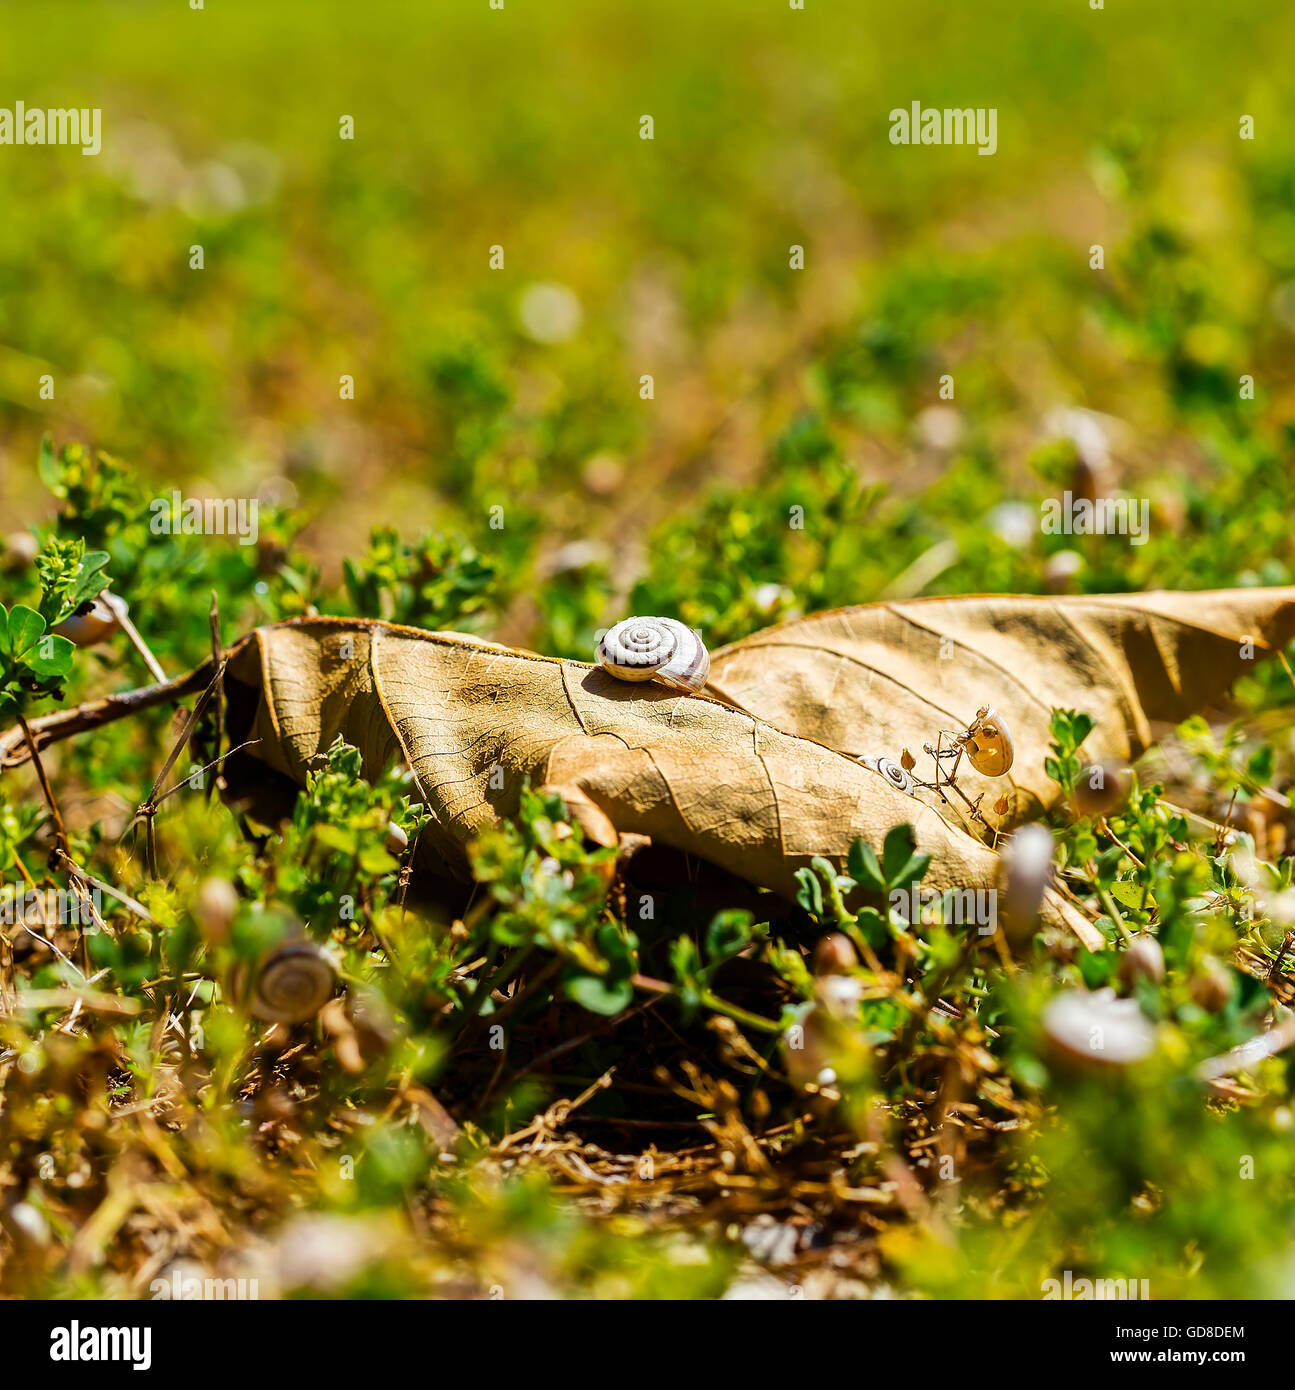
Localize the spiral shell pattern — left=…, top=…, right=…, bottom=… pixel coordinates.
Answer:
left=596, top=616, right=711, bottom=693
left=860, top=755, right=914, bottom=794
left=875, top=757, right=914, bottom=794
left=247, top=941, right=337, bottom=1024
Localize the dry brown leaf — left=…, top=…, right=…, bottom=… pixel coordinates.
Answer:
left=219, top=617, right=1100, bottom=946
left=708, top=588, right=1295, bottom=818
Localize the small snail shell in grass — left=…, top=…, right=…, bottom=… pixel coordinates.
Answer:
left=1190, top=957, right=1233, bottom=1013
left=1119, top=935, right=1165, bottom=987
left=1042, top=987, right=1155, bottom=1069
left=1073, top=761, right=1130, bottom=819
left=999, top=822, right=1054, bottom=940
left=596, top=616, right=710, bottom=693
left=813, top=932, right=858, bottom=975
left=961, top=706, right=1014, bottom=777
left=1, top=532, right=39, bottom=573
left=195, top=877, right=239, bottom=945
left=241, top=940, right=337, bottom=1024
left=53, top=594, right=123, bottom=647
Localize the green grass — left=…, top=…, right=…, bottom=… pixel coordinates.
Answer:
left=1, top=0, right=1295, bottom=1301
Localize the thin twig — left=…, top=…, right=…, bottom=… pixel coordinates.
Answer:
left=152, top=738, right=260, bottom=808
left=0, top=660, right=215, bottom=771
left=104, top=592, right=166, bottom=684
left=17, top=713, right=71, bottom=860
left=54, top=850, right=156, bottom=926
left=1277, top=648, right=1295, bottom=695
left=1196, top=1014, right=1295, bottom=1081
left=208, top=591, right=225, bottom=797
left=127, top=660, right=227, bottom=876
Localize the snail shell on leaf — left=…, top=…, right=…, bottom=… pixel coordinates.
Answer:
left=860, top=755, right=914, bottom=795
left=961, top=706, right=1014, bottom=777
left=239, top=940, right=337, bottom=1024
left=53, top=594, right=124, bottom=648
left=596, top=616, right=710, bottom=693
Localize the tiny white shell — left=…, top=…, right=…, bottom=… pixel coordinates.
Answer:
left=860, top=755, right=914, bottom=795
left=875, top=757, right=914, bottom=793
left=596, top=616, right=711, bottom=693
left=1042, top=987, right=1155, bottom=1068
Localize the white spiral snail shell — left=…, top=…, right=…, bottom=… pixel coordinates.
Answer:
left=861, top=756, right=914, bottom=794
left=238, top=940, right=337, bottom=1024
left=596, top=616, right=711, bottom=693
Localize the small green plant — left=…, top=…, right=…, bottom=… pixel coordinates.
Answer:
left=340, top=527, right=497, bottom=629
left=0, top=605, right=74, bottom=717
left=1045, top=707, right=1095, bottom=795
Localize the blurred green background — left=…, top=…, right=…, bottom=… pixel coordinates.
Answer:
left=4, top=1, right=1295, bottom=1302
left=1, top=0, right=1294, bottom=652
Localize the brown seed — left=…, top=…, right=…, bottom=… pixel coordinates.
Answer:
left=900, top=748, right=916, bottom=771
